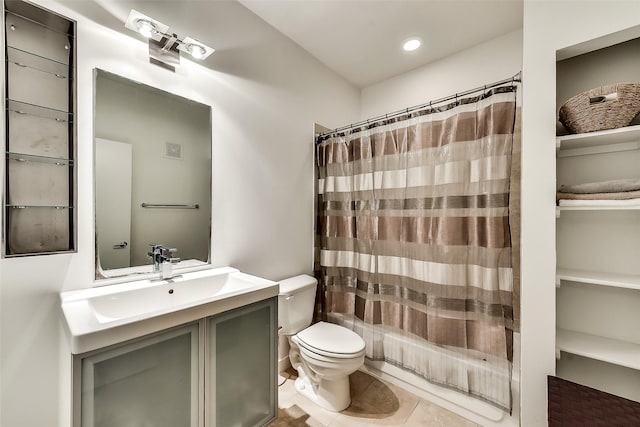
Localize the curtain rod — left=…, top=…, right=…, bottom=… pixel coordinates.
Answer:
left=317, top=71, right=521, bottom=141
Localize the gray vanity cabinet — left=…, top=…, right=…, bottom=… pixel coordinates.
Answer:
left=3, top=0, right=76, bottom=256
left=78, top=324, right=200, bottom=427
left=208, top=297, right=278, bottom=427
left=74, top=298, right=277, bottom=427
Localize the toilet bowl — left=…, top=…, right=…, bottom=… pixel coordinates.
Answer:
left=278, top=275, right=365, bottom=412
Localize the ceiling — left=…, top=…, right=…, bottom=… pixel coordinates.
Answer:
left=60, top=0, right=523, bottom=89
left=239, top=0, right=523, bottom=88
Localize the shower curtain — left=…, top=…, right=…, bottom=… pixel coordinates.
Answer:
left=314, top=84, right=519, bottom=411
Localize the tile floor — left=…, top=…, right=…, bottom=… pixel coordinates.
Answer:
left=270, top=369, right=480, bottom=427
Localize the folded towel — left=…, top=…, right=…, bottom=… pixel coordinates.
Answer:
left=558, top=178, right=640, bottom=194
left=559, top=198, right=640, bottom=207
left=556, top=190, right=640, bottom=201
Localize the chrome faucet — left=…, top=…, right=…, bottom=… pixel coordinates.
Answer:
left=148, top=244, right=181, bottom=279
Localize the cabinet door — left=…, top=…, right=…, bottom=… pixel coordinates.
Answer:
left=79, top=323, right=199, bottom=427
left=208, top=298, right=277, bottom=427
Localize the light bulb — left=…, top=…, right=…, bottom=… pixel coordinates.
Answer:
left=136, top=19, right=156, bottom=38
left=403, top=38, right=422, bottom=52
left=189, top=44, right=206, bottom=60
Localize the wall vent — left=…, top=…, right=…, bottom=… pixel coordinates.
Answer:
left=164, top=141, right=182, bottom=159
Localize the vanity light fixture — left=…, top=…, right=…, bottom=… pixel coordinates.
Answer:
left=189, top=45, right=205, bottom=59
left=125, top=10, right=168, bottom=42
left=125, top=9, right=215, bottom=71
left=176, top=36, right=215, bottom=61
left=135, top=19, right=158, bottom=39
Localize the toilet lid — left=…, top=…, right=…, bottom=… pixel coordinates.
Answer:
left=296, top=322, right=365, bottom=357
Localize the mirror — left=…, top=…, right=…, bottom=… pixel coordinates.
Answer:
left=94, top=69, right=211, bottom=279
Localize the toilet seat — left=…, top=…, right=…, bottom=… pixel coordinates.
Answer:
left=295, top=322, right=365, bottom=359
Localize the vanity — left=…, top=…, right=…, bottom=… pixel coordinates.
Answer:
left=61, top=267, right=279, bottom=427
left=59, top=62, right=278, bottom=426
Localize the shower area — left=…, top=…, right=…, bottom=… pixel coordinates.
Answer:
left=313, top=75, right=521, bottom=421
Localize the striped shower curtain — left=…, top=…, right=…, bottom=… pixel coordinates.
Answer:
left=314, top=85, right=519, bottom=411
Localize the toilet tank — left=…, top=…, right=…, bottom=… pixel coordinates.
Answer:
left=278, top=275, right=317, bottom=335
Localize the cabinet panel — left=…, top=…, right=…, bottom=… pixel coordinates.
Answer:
left=8, top=59, right=69, bottom=111
left=7, top=159, right=70, bottom=205
left=7, top=103, right=70, bottom=157
left=72, top=297, right=278, bottom=427
left=209, top=298, right=277, bottom=427
left=7, top=206, right=70, bottom=253
left=80, top=324, right=199, bottom=427
left=5, top=11, right=71, bottom=63
left=7, top=45, right=69, bottom=76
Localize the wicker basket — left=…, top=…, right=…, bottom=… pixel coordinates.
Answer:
left=559, top=83, right=640, bottom=134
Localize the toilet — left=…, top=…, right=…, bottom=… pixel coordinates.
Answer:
left=278, top=275, right=365, bottom=412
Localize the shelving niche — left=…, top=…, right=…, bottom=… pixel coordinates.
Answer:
left=3, top=0, right=76, bottom=256
left=555, top=34, right=640, bottom=402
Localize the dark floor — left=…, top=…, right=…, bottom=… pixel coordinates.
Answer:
left=548, top=376, right=640, bottom=427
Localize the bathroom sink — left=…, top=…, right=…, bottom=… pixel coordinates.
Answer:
left=60, top=267, right=278, bottom=354
left=97, top=258, right=209, bottom=279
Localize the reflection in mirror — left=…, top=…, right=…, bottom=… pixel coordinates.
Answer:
left=94, top=69, right=211, bottom=279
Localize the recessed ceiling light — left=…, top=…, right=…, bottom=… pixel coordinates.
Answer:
left=403, top=38, right=422, bottom=52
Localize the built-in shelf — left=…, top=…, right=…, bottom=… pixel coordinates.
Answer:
left=3, top=0, right=76, bottom=257
left=554, top=23, right=640, bottom=404
left=556, top=268, right=640, bottom=291
left=556, top=202, right=640, bottom=217
left=7, top=45, right=69, bottom=76
left=7, top=98, right=73, bottom=120
left=556, top=125, right=640, bottom=157
left=7, top=151, right=72, bottom=165
left=556, top=328, right=640, bottom=371
left=6, top=204, right=72, bottom=209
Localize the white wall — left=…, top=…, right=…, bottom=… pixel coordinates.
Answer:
left=521, top=1, right=640, bottom=426
left=5, top=2, right=639, bottom=425
left=0, top=1, right=360, bottom=425
left=360, top=30, right=523, bottom=120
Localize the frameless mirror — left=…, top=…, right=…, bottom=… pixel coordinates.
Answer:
left=94, top=69, right=211, bottom=279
